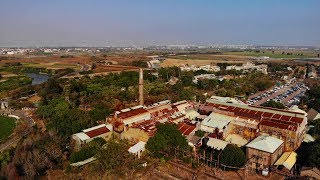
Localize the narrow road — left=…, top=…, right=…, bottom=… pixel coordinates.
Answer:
left=0, top=109, right=34, bottom=152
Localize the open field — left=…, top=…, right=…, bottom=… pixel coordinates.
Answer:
left=167, top=54, right=252, bottom=61
left=0, top=56, right=91, bottom=70
left=0, top=76, right=32, bottom=98
left=161, top=58, right=249, bottom=67
left=0, top=116, right=16, bottom=142
left=223, top=50, right=320, bottom=59
left=20, top=62, right=81, bottom=70
left=93, top=65, right=140, bottom=73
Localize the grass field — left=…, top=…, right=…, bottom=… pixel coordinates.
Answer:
left=0, top=76, right=32, bottom=98
left=20, top=62, right=80, bottom=70
left=161, top=58, right=248, bottom=67
left=223, top=50, right=319, bottom=59
left=0, top=116, right=16, bottom=142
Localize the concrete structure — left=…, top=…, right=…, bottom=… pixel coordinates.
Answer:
left=128, top=141, right=146, bottom=158
left=246, top=135, right=284, bottom=170
left=0, top=100, right=9, bottom=109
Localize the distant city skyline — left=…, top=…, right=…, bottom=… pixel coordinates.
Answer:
left=0, top=0, right=319, bottom=47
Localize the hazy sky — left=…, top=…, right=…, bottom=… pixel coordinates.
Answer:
left=0, top=0, right=319, bottom=47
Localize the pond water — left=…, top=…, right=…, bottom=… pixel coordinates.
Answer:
left=25, top=73, right=50, bottom=85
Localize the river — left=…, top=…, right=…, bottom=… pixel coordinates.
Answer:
left=25, top=73, right=50, bottom=85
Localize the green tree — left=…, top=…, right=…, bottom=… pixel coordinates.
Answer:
left=97, top=140, right=139, bottom=176
left=89, top=105, right=111, bottom=122
left=220, top=144, right=246, bottom=169
left=146, top=123, right=189, bottom=158
left=306, top=142, right=320, bottom=167
left=261, top=100, right=286, bottom=109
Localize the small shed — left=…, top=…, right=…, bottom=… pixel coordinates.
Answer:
left=128, top=141, right=146, bottom=158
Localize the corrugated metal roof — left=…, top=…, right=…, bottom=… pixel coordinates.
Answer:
left=225, top=134, right=248, bottom=147
left=202, top=112, right=232, bottom=130
left=206, top=137, right=228, bottom=150
left=202, top=100, right=305, bottom=131
left=85, top=126, right=110, bottom=138
left=274, top=151, right=297, bottom=170
left=117, top=108, right=149, bottom=119
left=178, top=122, right=196, bottom=136
left=246, top=135, right=283, bottom=153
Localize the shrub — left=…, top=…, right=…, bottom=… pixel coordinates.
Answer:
left=70, top=147, right=96, bottom=163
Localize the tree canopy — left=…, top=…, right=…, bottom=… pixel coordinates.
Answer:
left=220, top=144, right=246, bottom=168
left=146, top=123, right=189, bottom=158
left=261, top=100, right=286, bottom=109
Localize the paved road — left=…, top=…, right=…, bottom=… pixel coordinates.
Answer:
left=0, top=109, right=34, bottom=152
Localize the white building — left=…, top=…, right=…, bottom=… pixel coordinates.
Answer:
left=193, top=74, right=217, bottom=84
left=226, top=62, right=268, bottom=74
left=72, top=124, right=113, bottom=151
left=200, top=112, right=232, bottom=138
left=128, top=141, right=146, bottom=158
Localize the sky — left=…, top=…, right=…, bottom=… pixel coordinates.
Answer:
left=0, top=0, right=319, bottom=47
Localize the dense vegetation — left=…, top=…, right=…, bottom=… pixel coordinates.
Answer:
left=96, top=139, right=143, bottom=177
left=297, top=139, right=320, bottom=168
left=70, top=137, right=107, bottom=163
left=295, top=84, right=320, bottom=169
left=146, top=123, right=189, bottom=158
left=300, top=85, right=320, bottom=112
left=0, top=116, right=16, bottom=143
left=36, top=98, right=97, bottom=138
left=0, top=76, right=32, bottom=97
left=2, top=131, right=65, bottom=179
left=220, top=144, right=246, bottom=169
left=309, top=119, right=320, bottom=139
left=261, top=100, right=286, bottom=109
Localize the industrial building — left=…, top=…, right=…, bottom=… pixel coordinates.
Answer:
left=199, top=96, right=307, bottom=151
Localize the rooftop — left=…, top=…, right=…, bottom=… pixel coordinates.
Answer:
left=206, top=137, right=228, bottom=150
left=274, top=151, right=297, bottom=170
left=202, top=100, right=305, bottom=131
left=116, top=107, right=149, bottom=119
left=128, top=141, right=146, bottom=154
left=246, top=135, right=283, bottom=153
left=178, top=122, right=196, bottom=136
left=202, top=112, right=232, bottom=130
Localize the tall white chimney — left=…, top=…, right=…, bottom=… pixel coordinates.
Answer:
left=139, top=68, right=144, bottom=105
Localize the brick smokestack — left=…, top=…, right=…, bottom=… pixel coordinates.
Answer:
left=139, top=68, right=144, bottom=105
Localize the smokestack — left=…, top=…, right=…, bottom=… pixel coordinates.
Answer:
left=139, top=68, right=144, bottom=105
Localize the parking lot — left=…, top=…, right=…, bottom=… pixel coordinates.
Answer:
left=248, top=80, right=309, bottom=108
